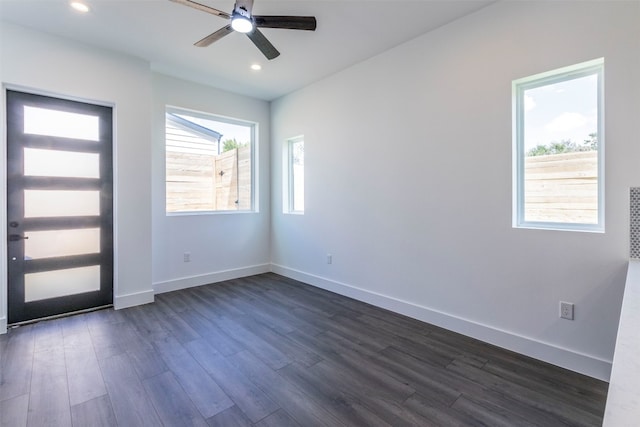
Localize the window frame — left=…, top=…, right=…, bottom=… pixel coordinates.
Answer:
left=512, top=58, right=604, bottom=232
left=285, top=135, right=304, bottom=214
left=165, top=105, right=257, bottom=215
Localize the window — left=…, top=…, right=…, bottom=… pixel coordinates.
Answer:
left=513, top=59, right=603, bottom=232
left=286, top=136, right=304, bottom=213
left=165, top=107, right=255, bottom=213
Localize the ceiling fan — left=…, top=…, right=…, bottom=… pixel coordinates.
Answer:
left=170, top=0, right=317, bottom=60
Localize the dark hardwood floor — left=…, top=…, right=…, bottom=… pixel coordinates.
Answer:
left=0, top=273, right=608, bottom=426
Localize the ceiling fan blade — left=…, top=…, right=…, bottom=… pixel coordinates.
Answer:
left=246, top=29, right=280, bottom=60
left=195, top=25, right=233, bottom=47
left=254, top=15, right=317, bottom=31
left=170, top=0, right=231, bottom=19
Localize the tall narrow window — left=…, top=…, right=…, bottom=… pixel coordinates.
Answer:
left=165, top=107, right=255, bottom=213
left=513, top=59, right=604, bottom=232
left=287, top=136, right=304, bottom=213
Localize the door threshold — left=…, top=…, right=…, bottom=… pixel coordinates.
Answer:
left=8, top=304, right=114, bottom=328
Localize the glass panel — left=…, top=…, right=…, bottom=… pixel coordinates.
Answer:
left=25, top=228, right=100, bottom=260
left=24, top=148, right=99, bottom=179
left=24, top=190, right=99, bottom=218
left=291, top=140, right=305, bottom=212
left=522, top=73, right=599, bottom=224
left=25, top=265, right=100, bottom=302
left=23, top=106, right=100, bottom=141
left=165, top=108, right=255, bottom=213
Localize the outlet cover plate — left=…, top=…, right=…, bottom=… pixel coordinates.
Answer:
left=560, top=301, right=574, bottom=320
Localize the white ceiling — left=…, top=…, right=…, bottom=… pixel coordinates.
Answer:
left=0, top=0, right=494, bottom=100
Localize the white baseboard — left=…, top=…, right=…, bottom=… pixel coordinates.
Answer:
left=153, top=263, right=271, bottom=295
left=271, top=264, right=612, bottom=382
left=114, top=289, right=155, bottom=310
left=0, top=316, right=6, bottom=334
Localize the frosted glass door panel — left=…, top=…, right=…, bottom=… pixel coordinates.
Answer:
left=25, top=265, right=100, bottom=302
left=24, top=148, right=99, bottom=178
left=23, top=106, right=99, bottom=141
left=25, top=228, right=100, bottom=260
left=24, top=190, right=99, bottom=218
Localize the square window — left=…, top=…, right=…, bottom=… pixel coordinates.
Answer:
left=513, top=59, right=604, bottom=232
left=165, top=107, right=255, bottom=213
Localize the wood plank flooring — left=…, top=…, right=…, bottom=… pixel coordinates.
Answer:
left=0, top=273, right=608, bottom=426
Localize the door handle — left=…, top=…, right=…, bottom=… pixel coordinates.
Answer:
left=8, top=234, right=28, bottom=242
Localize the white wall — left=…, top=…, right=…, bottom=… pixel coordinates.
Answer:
left=0, top=22, right=154, bottom=331
left=271, top=1, right=640, bottom=380
left=151, top=74, right=271, bottom=292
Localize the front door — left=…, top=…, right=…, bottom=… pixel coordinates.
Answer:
left=6, top=90, right=113, bottom=324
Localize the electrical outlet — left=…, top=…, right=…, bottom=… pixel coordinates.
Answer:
left=560, top=301, right=574, bottom=320
left=183, top=252, right=191, bottom=263
left=327, top=254, right=332, bottom=264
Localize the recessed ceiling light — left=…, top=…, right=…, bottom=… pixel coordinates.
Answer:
left=251, top=64, right=262, bottom=71
left=70, top=1, right=90, bottom=13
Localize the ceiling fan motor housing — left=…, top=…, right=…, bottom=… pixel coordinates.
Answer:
left=233, top=5, right=251, bottom=19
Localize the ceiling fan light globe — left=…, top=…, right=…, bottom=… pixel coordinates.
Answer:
left=231, top=16, right=253, bottom=33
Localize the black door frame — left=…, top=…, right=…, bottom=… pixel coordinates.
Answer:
left=6, top=89, right=114, bottom=324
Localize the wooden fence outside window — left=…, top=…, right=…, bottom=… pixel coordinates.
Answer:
left=524, top=151, right=598, bottom=224
left=166, top=146, right=251, bottom=212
